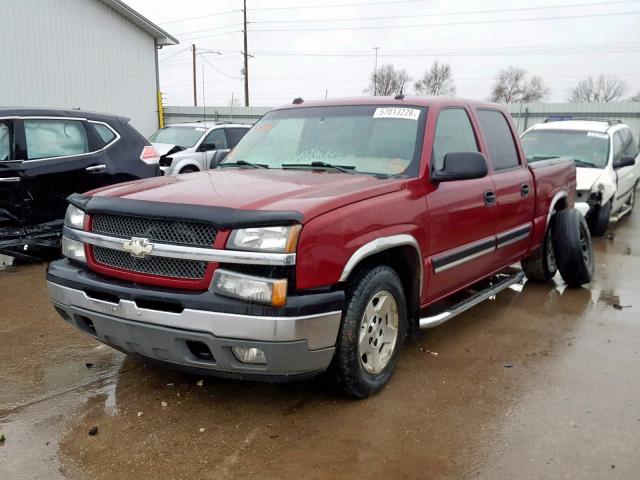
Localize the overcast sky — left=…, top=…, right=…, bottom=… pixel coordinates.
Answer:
left=125, top=0, right=640, bottom=107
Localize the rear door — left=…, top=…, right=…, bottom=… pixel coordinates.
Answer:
left=426, top=107, right=498, bottom=302
left=16, top=117, right=115, bottom=224
left=0, top=119, right=25, bottom=225
left=475, top=108, right=535, bottom=267
left=614, top=128, right=638, bottom=208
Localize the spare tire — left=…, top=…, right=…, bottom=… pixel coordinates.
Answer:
left=553, top=208, right=594, bottom=287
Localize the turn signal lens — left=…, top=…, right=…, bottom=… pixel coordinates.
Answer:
left=212, top=269, right=287, bottom=306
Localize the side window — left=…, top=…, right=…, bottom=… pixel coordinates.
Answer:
left=432, top=108, right=479, bottom=171
left=202, top=129, right=228, bottom=150
left=24, top=119, right=89, bottom=160
left=620, top=128, right=639, bottom=157
left=225, top=127, right=249, bottom=148
left=477, top=110, right=520, bottom=171
left=0, top=122, right=11, bottom=161
left=92, top=123, right=116, bottom=146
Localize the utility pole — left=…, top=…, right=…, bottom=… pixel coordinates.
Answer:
left=373, top=47, right=380, bottom=96
left=192, top=43, right=197, bottom=106
left=242, top=0, right=249, bottom=106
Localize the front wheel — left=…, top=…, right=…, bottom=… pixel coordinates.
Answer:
left=333, top=265, right=407, bottom=398
left=553, top=208, right=594, bottom=287
left=587, top=201, right=611, bottom=237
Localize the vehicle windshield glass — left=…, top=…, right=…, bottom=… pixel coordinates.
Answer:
left=521, top=129, right=609, bottom=168
left=148, top=126, right=205, bottom=148
left=223, top=105, right=427, bottom=176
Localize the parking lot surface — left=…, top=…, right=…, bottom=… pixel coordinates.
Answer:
left=1, top=215, right=639, bottom=480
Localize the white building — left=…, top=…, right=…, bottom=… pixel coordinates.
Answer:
left=0, top=0, right=178, bottom=136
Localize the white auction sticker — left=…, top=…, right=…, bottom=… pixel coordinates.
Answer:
left=373, top=107, right=421, bottom=120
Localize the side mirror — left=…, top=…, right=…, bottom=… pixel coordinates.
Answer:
left=198, top=142, right=216, bottom=152
left=432, top=152, right=488, bottom=182
left=613, top=155, right=635, bottom=169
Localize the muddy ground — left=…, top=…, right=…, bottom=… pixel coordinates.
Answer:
left=1, top=214, right=639, bottom=480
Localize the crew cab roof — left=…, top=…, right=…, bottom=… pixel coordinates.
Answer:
left=527, top=120, right=613, bottom=134
left=273, top=96, right=502, bottom=111
left=0, top=107, right=130, bottom=124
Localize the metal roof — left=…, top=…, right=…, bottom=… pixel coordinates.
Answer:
left=98, top=0, right=178, bottom=46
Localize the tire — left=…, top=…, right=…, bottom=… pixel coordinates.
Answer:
left=333, top=265, right=407, bottom=398
left=587, top=200, right=611, bottom=237
left=521, top=222, right=557, bottom=282
left=553, top=208, right=594, bottom=287
left=179, top=166, right=199, bottom=174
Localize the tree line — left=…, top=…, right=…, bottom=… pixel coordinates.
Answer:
left=366, top=61, right=639, bottom=103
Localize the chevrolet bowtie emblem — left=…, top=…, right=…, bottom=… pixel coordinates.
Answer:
left=123, top=237, right=154, bottom=258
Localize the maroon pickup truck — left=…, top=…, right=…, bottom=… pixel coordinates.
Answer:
left=47, top=97, right=594, bottom=397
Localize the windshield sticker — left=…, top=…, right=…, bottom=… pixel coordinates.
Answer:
left=374, top=107, right=421, bottom=120
left=587, top=132, right=608, bottom=139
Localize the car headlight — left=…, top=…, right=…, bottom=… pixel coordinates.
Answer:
left=227, top=225, right=301, bottom=253
left=212, top=269, right=287, bottom=306
left=64, top=205, right=86, bottom=230
left=62, top=236, right=86, bottom=262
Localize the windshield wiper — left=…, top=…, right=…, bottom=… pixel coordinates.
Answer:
left=281, top=161, right=356, bottom=174
left=220, top=160, right=269, bottom=169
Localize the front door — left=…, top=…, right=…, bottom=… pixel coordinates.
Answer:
left=200, top=128, right=228, bottom=169
left=613, top=129, right=638, bottom=210
left=425, top=107, right=497, bottom=303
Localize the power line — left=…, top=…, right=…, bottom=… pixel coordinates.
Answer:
left=250, top=0, right=640, bottom=24
left=158, top=47, right=190, bottom=63
left=251, top=10, right=640, bottom=32
left=198, top=52, right=242, bottom=80
left=171, top=23, right=244, bottom=38
left=157, top=9, right=240, bottom=25
left=249, top=0, right=437, bottom=11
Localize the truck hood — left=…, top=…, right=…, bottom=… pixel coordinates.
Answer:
left=89, top=169, right=406, bottom=223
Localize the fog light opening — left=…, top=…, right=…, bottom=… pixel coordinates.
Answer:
left=232, top=347, right=267, bottom=365
left=186, top=340, right=215, bottom=361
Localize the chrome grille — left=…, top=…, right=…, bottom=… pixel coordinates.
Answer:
left=93, top=246, right=207, bottom=280
left=92, top=214, right=217, bottom=247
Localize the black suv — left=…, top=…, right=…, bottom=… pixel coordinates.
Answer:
left=0, top=108, right=160, bottom=258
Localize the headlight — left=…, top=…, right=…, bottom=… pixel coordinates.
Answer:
left=227, top=225, right=301, bottom=253
left=64, top=205, right=85, bottom=229
left=212, top=269, right=287, bottom=306
left=62, top=237, right=86, bottom=262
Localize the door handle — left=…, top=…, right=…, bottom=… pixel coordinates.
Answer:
left=0, top=177, right=21, bottom=183
left=484, top=190, right=497, bottom=206
left=521, top=183, right=530, bottom=197
left=86, top=164, right=106, bottom=172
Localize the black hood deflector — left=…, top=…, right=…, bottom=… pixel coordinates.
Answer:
left=68, top=193, right=304, bottom=228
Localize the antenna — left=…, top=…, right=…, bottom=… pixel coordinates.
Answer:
left=202, top=65, right=206, bottom=126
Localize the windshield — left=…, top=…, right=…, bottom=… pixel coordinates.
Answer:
left=521, top=129, right=609, bottom=168
left=148, top=126, right=206, bottom=148
left=223, top=105, right=427, bottom=176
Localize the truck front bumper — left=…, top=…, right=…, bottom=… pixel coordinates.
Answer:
left=47, top=259, right=344, bottom=381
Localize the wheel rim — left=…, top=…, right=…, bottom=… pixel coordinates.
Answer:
left=358, top=290, right=399, bottom=375
left=579, top=223, right=592, bottom=267
left=546, top=229, right=556, bottom=272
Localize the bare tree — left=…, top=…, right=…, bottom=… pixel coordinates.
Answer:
left=567, top=75, right=629, bottom=102
left=489, top=66, right=550, bottom=103
left=414, top=61, right=456, bottom=96
left=366, top=64, right=410, bottom=96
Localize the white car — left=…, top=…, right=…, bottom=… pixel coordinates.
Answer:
left=521, top=119, right=639, bottom=236
left=149, top=122, right=250, bottom=175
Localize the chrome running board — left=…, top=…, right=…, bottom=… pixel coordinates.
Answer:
left=419, top=269, right=526, bottom=329
left=610, top=205, right=632, bottom=223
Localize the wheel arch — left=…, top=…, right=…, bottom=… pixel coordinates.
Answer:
left=546, top=191, right=568, bottom=229
left=340, top=235, right=422, bottom=325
